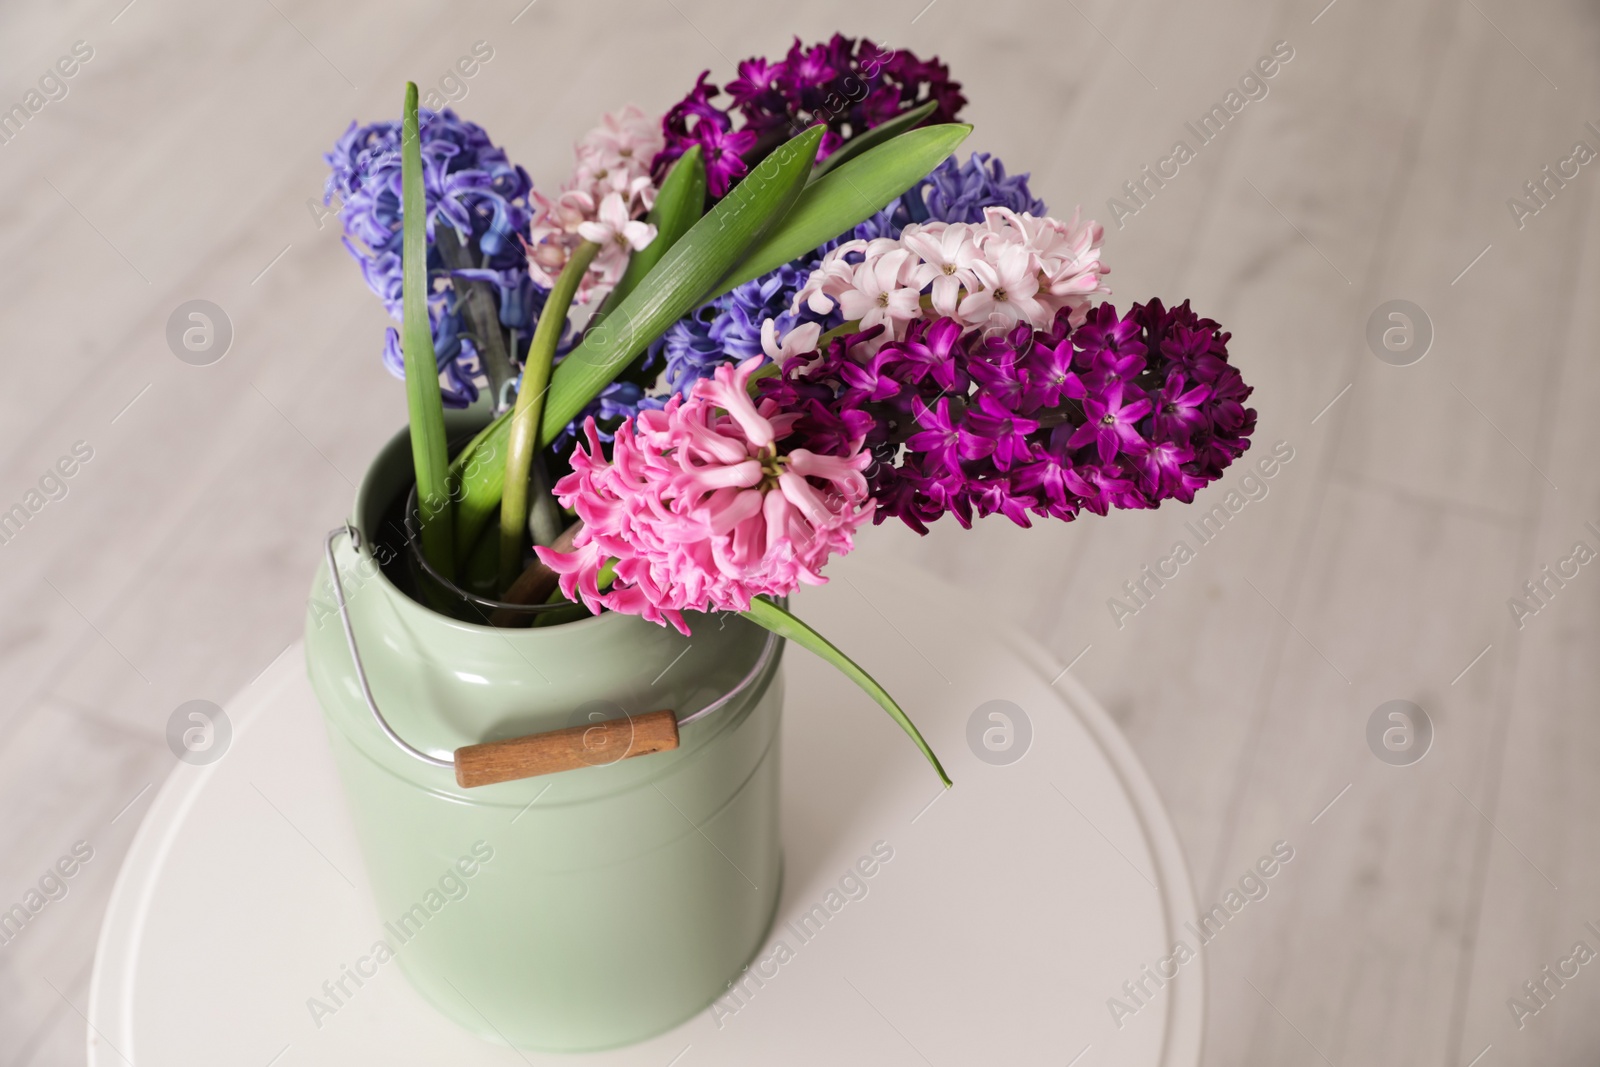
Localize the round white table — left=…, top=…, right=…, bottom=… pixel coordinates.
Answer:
left=88, top=560, right=1203, bottom=1065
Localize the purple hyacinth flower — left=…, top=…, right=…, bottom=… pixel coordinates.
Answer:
left=696, top=123, right=758, bottom=197
left=1205, top=365, right=1253, bottom=433
left=1161, top=326, right=1227, bottom=382
left=907, top=396, right=993, bottom=473
left=907, top=457, right=974, bottom=528
left=1073, top=303, right=1145, bottom=362
left=780, top=37, right=839, bottom=96
left=968, top=476, right=1036, bottom=527
left=1026, top=334, right=1087, bottom=409
left=1130, top=440, right=1199, bottom=502
left=1080, top=344, right=1147, bottom=393
left=1068, top=385, right=1153, bottom=465
left=886, top=317, right=966, bottom=391
left=962, top=392, right=1039, bottom=471
left=1014, top=446, right=1078, bottom=513
left=1065, top=464, right=1144, bottom=516
left=968, top=344, right=1032, bottom=413
left=1151, top=372, right=1212, bottom=443
left=838, top=352, right=905, bottom=403
left=726, top=58, right=785, bottom=111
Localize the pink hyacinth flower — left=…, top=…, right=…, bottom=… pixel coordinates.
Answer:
left=536, top=357, right=873, bottom=634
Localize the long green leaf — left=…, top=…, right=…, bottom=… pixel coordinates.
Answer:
left=709, top=123, right=973, bottom=299
left=450, top=409, right=510, bottom=571
left=446, top=413, right=503, bottom=565
left=811, top=100, right=937, bottom=179
left=400, top=82, right=454, bottom=575
left=743, top=595, right=951, bottom=787
left=595, top=146, right=706, bottom=322
left=499, top=240, right=598, bottom=587
left=537, top=124, right=827, bottom=444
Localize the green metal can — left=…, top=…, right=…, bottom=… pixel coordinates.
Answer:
left=304, top=419, right=784, bottom=1051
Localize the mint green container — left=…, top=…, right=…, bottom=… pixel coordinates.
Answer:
left=304, top=419, right=785, bottom=1051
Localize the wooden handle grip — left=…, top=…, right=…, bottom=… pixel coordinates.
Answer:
left=453, top=709, right=679, bottom=788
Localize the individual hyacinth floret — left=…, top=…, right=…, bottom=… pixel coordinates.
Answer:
left=652, top=35, right=966, bottom=197
left=759, top=299, right=1257, bottom=534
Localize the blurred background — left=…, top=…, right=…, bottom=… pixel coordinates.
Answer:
left=1, top=0, right=1597, bottom=1062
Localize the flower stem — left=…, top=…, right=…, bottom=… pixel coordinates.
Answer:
left=435, top=227, right=515, bottom=406
left=815, top=318, right=862, bottom=348
left=499, top=239, right=600, bottom=590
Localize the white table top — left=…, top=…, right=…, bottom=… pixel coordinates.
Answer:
left=87, top=561, right=1202, bottom=1066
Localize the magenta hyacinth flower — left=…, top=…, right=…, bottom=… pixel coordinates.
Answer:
left=690, top=123, right=758, bottom=198
left=1068, top=385, right=1152, bottom=465
left=761, top=299, right=1256, bottom=532
left=1152, top=373, right=1213, bottom=443
left=652, top=35, right=967, bottom=198
left=962, top=392, right=1039, bottom=471
left=538, top=357, right=873, bottom=634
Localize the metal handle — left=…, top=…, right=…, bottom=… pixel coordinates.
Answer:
left=323, top=527, right=779, bottom=783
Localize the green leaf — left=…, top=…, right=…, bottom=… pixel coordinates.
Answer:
left=499, top=240, right=599, bottom=588
left=742, top=595, right=951, bottom=787
left=538, top=124, right=827, bottom=444
left=400, top=82, right=454, bottom=576
left=810, top=100, right=938, bottom=179
left=449, top=408, right=510, bottom=570
left=595, top=146, right=706, bottom=321
left=708, top=123, right=973, bottom=300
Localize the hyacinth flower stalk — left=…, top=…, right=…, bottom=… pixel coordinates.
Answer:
left=399, top=82, right=454, bottom=576
left=499, top=239, right=599, bottom=586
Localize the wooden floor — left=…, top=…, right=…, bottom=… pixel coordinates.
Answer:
left=0, top=0, right=1596, bottom=1063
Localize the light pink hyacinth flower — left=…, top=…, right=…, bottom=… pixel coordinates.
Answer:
left=789, top=208, right=1111, bottom=352
left=537, top=357, right=873, bottom=634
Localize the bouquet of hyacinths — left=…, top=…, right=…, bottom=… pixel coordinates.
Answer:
left=326, top=36, right=1256, bottom=788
